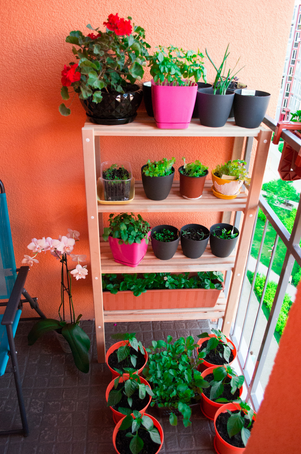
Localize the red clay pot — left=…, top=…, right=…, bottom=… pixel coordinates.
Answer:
left=196, top=334, right=237, bottom=372
left=106, top=374, right=152, bottom=424
left=200, top=366, right=243, bottom=420
left=179, top=167, right=208, bottom=199
left=105, top=340, right=148, bottom=379
left=113, top=413, right=164, bottom=454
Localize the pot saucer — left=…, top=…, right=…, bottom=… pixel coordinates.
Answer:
left=211, top=185, right=240, bottom=200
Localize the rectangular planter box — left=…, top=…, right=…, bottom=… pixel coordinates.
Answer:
left=103, top=288, right=222, bottom=311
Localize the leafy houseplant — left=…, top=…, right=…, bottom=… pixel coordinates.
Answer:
left=152, top=229, right=178, bottom=242
left=179, top=158, right=209, bottom=199
left=144, top=335, right=209, bottom=427
left=23, top=230, right=90, bottom=373
left=212, top=228, right=238, bottom=240
left=113, top=411, right=163, bottom=454
left=212, top=159, right=250, bottom=199
left=210, top=223, right=240, bottom=258
left=149, top=45, right=207, bottom=129
left=197, top=328, right=236, bottom=371
left=59, top=13, right=150, bottom=124
left=101, top=161, right=132, bottom=201
left=141, top=158, right=176, bottom=200
left=103, top=213, right=151, bottom=267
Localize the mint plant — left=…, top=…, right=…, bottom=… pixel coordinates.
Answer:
left=117, top=410, right=161, bottom=454
left=144, top=335, right=209, bottom=427
left=179, top=158, right=208, bottom=177
left=206, top=366, right=244, bottom=402
left=111, top=332, right=145, bottom=371
left=107, top=373, right=153, bottom=414
left=152, top=228, right=178, bottom=242
left=149, top=45, right=206, bottom=86
left=197, top=328, right=234, bottom=364
left=212, top=227, right=238, bottom=240
left=213, top=159, right=250, bottom=182
left=226, top=401, right=255, bottom=447
left=102, top=213, right=150, bottom=244
left=142, top=157, right=175, bottom=177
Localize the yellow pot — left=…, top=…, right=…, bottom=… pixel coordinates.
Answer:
left=211, top=171, right=244, bottom=199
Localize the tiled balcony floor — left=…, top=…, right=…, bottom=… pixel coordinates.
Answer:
left=0, top=319, right=216, bottom=454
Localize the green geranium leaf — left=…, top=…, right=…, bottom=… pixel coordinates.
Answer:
left=60, top=86, right=69, bottom=100
left=59, top=103, right=71, bottom=116
left=92, top=91, right=103, bottom=103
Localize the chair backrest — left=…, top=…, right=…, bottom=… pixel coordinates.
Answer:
left=0, top=181, right=17, bottom=299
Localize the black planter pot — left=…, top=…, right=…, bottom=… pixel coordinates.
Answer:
left=141, top=165, right=175, bottom=200
left=151, top=225, right=180, bottom=260
left=80, top=83, right=143, bottom=125
left=192, top=83, right=212, bottom=118
left=209, top=223, right=239, bottom=258
left=233, top=89, right=271, bottom=129
left=180, top=224, right=209, bottom=259
left=142, top=82, right=154, bottom=117
left=197, top=88, right=234, bottom=127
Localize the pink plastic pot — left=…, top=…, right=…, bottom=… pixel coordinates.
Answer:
left=196, top=335, right=237, bottom=372
left=200, top=366, right=243, bottom=420
left=105, top=341, right=148, bottom=379
left=108, top=231, right=150, bottom=267
left=151, top=80, right=197, bottom=129
left=106, top=374, right=152, bottom=424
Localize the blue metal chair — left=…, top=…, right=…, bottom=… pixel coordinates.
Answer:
left=0, top=180, right=45, bottom=436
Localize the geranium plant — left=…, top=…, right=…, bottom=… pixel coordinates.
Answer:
left=59, top=13, right=150, bottom=115
left=149, top=45, right=206, bottom=86
left=23, top=229, right=90, bottom=373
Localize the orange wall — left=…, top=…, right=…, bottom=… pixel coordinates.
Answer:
left=1, top=0, right=294, bottom=319
left=245, top=284, right=301, bottom=453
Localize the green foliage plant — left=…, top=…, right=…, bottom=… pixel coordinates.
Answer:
left=142, top=157, right=175, bottom=177
left=107, top=372, right=153, bottom=415
left=59, top=14, right=151, bottom=115
left=103, top=164, right=130, bottom=181
left=181, top=228, right=206, bottom=241
left=213, top=160, right=250, bottom=182
left=207, top=365, right=244, bottom=402
left=206, top=44, right=244, bottom=95
left=102, top=212, right=150, bottom=245
left=212, top=227, right=238, bottom=240
left=118, top=410, right=161, bottom=454
left=152, top=228, right=178, bottom=242
left=290, top=109, right=301, bottom=123
left=144, top=335, right=209, bottom=427
left=149, top=45, right=206, bottom=86
left=179, top=157, right=208, bottom=177
left=197, top=328, right=234, bottom=364
left=111, top=332, right=145, bottom=372
left=226, top=401, right=255, bottom=447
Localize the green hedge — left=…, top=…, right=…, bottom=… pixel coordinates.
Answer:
left=247, top=270, right=293, bottom=337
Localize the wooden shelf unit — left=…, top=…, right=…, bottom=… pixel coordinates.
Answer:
left=82, top=113, right=272, bottom=363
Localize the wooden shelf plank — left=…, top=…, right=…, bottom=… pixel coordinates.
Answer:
left=97, top=180, right=248, bottom=213
left=100, top=242, right=235, bottom=273
left=83, top=113, right=261, bottom=138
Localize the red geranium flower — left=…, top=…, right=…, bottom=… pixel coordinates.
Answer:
left=87, top=32, right=101, bottom=39
left=61, top=64, right=81, bottom=87
left=103, top=13, right=132, bottom=36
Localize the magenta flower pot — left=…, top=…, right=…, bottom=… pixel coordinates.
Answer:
left=151, top=80, right=197, bottom=129
left=108, top=232, right=150, bottom=267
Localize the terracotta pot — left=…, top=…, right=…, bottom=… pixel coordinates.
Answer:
left=214, top=403, right=256, bottom=454
left=105, top=341, right=148, bottom=379
left=113, top=413, right=164, bottom=454
left=108, top=231, right=150, bottom=267
left=200, top=366, right=243, bottom=420
left=212, top=172, right=244, bottom=199
left=179, top=166, right=208, bottom=199
left=105, top=374, right=152, bottom=423
left=196, top=335, right=237, bottom=372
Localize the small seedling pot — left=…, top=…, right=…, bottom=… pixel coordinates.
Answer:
left=151, top=224, right=180, bottom=260
left=141, top=165, right=175, bottom=200
left=180, top=223, right=209, bottom=259
left=105, top=341, right=148, bottom=379
left=200, top=366, right=243, bottom=420
left=101, top=161, right=132, bottom=201
left=210, top=223, right=239, bottom=258
left=179, top=167, right=208, bottom=199
left=196, top=335, right=237, bottom=372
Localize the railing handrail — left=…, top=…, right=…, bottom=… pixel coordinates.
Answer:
left=263, top=115, right=301, bottom=152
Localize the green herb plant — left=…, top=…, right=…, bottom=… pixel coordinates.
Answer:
left=149, top=45, right=206, bottom=86
left=179, top=157, right=208, bottom=177
left=102, top=213, right=150, bottom=244
left=226, top=401, right=255, bottom=447
left=197, top=328, right=234, bottom=364
left=103, top=164, right=130, bottom=181
left=144, top=335, right=209, bottom=427
left=118, top=410, right=161, bottom=454
left=142, top=157, right=175, bottom=177
left=181, top=228, right=207, bottom=241
left=205, top=44, right=244, bottom=95
left=213, top=159, right=250, bottom=182
left=152, top=228, right=178, bottom=242
left=212, top=227, right=238, bottom=240
left=111, top=332, right=145, bottom=372
left=206, top=365, right=244, bottom=402
left=107, top=372, right=153, bottom=415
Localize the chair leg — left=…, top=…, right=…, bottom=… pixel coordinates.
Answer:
left=6, top=325, right=29, bottom=437
left=22, top=289, right=46, bottom=319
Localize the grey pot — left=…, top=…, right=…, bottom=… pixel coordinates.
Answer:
left=233, top=89, right=271, bottom=128
left=197, top=88, right=234, bottom=127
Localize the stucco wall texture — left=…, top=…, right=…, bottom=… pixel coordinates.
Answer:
left=1, top=0, right=294, bottom=320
